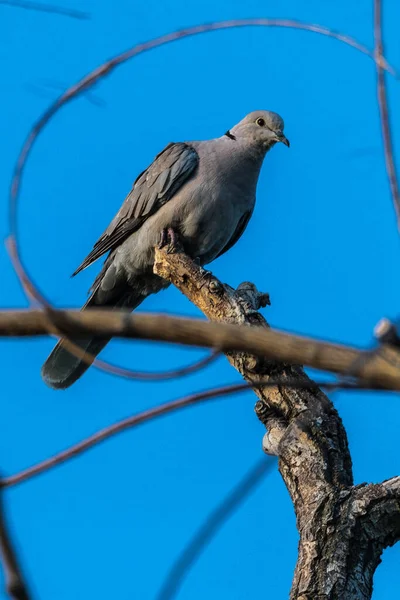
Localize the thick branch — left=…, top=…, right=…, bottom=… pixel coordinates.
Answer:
left=153, top=246, right=353, bottom=492
left=153, top=247, right=400, bottom=600
left=2, top=309, right=400, bottom=390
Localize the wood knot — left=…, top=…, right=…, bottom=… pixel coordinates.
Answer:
left=258, top=292, right=271, bottom=308
left=244, top=355, right=260, bottom=371
left=208, top=279, right=223, bottom=294
left=255, top=400, right=270, bottom=425
left=235, top=282, right=271, bottom=311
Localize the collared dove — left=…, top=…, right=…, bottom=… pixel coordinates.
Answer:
left=42, top=110, right=289, bottom=389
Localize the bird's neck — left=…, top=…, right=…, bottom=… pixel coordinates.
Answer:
left=230, top=138, right=268, bottom=174
left=209, top=137, right=266, bottom=197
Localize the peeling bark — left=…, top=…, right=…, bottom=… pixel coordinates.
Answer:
left=153, top=246, right=400, bottom=600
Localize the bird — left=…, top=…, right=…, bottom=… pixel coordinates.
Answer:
left=41, top=110, right=289, bottom=389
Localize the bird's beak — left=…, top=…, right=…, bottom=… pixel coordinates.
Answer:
left=276, top=133, right=290, bottom=147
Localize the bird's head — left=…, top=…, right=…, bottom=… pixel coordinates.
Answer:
left=227, top=110, right=289, bottom=151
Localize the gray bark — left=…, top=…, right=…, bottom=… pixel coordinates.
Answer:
left=154, top=246, right=400, bottom=600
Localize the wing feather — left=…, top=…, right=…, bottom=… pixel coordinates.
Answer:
left=215, top=210, right=253, bottom=260
left=72, top=142, right=198, bottom=276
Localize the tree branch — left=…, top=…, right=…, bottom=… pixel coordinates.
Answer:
left=156, top=457, right=274, bottom=600
left=0, top=487, right=31, bottom=599
left=1, top=377, right=374, bottom=490
left=0, top=0, right=89, bottom=20
left=153, top=246, right=400, bottom=600
left=2, top=383, right=252, bottom=488
left=374, top=0, right=400, bottom=230
left=2, top=307, right=400, bottom=390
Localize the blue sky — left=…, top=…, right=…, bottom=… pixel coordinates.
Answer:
left=0, top=0, right=400, bottom=598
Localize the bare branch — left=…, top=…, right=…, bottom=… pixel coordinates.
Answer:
left=0, top=486, right=31, bottom=599
left=156, top=457, right=274, bottom=600
left=2, top=306, right=400, bottom=389
left=6, top=17, right=398, bottom=384
left=0, top=0, right=89, bottom=19
left=153, top=246, right=400, bottom=599
left=375, top=317, right=400, bottom=348
left=374, top=0, right=400, bottom=229
left=1, top=14, right=399, bottom=597
left=6, top=237, right=221, bottom=382
left=358, top=477, right=400, bottom=549
left=1, top=382, right=255, bottom=489
left=0, top=377, right=374, bottom=490
left=114, top=349, right=220, bottom=381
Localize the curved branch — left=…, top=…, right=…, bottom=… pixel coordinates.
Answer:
left=0, top=0, right=89, bottom=19
left=2, top=306, right=400, bottom=389
left=374, top=0, right=400, bottom=230
left=0, top=377, right=370, bottom=490
left=1, top=382, right=251, bottom=488
left=156, top=457, right=274, bottom=600
left=6, top=18, right=399, bottom=383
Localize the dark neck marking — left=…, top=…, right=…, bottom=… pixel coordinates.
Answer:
left=224, top=130, right=236, bottom=140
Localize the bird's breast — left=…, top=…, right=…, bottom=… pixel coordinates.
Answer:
left=177, top=167, right=256, bottom=263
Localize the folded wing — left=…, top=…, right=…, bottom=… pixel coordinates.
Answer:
left=72, top=142, right=199, bottom=276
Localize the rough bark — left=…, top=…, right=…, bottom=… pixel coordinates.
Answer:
left=153, top=246, right=400, bottom=600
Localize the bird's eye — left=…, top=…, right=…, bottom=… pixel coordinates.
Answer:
left=256, top=118, right=266, bottom=127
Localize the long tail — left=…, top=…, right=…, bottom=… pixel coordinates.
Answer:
left=41, top=291, right=145, bottom=390
left=41, top=335, right=111, bottom=390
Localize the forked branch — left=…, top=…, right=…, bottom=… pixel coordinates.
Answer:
left=154, top=245, right=400, bottom=600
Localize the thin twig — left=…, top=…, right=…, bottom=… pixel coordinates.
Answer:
left=108, top=349, right=221, bottom=381
left=6, top=19, right=398, bottom=383
left=0, top=0, right=89, bottom=19
left=0, top=487, right=31, bottom=599
left=6, top=237, right=220, bottom=382
left=374, top=0, right=400, bottom=229
left=156, top=457, right=274, bottom=600
left=1, top=383, right=253, bottom=488
left=0, top=378, right=384, bottom=490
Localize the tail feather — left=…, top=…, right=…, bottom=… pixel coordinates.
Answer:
left=41, top=336, right=110, bottom=390
left=41, top=281, right=147, bottom=389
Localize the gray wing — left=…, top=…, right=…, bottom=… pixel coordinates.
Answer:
left=214, top=210, right=252, bottom=260
left=72, top=142, right=199, bottom=276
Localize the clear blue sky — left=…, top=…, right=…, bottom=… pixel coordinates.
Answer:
left=0, top=1, right=400, bottom=598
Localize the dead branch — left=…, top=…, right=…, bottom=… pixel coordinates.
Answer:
left=1, top=382, right=253, bottom=488
left=156, top=457, right=274, bottom=600
left=0, top=486, right=31, bottom=599
left=0, top=0, right=89, bottom=19
left=3, top=307, right=400, bottom=390
left=2, top=12, right=399, bottom=599
left=374, top=0, right=400, bottom=230
left=153, top=246, right=400, bottom=600
left=0, top=377, right=374, bottom=490
left=6, top=19, right=398, bottom=384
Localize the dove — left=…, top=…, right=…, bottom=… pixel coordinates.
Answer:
left=42, top=110, right=289, bottom=389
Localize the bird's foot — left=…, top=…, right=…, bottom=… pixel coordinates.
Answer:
left=158, top=227, right=180, bottom=254
left=192, top=257, right=213, bottom=283
left=200, top=266, right=212, bottom=279
left=193, top=257, right=208, bottom=272
left=158, top=228, right=168, bottom=249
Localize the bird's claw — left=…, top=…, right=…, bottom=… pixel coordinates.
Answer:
left=158, top=229, right=168, bottom=249
left=158, top=227, right=179, bottom=254
left=199, top=266, right=212, bottom=280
